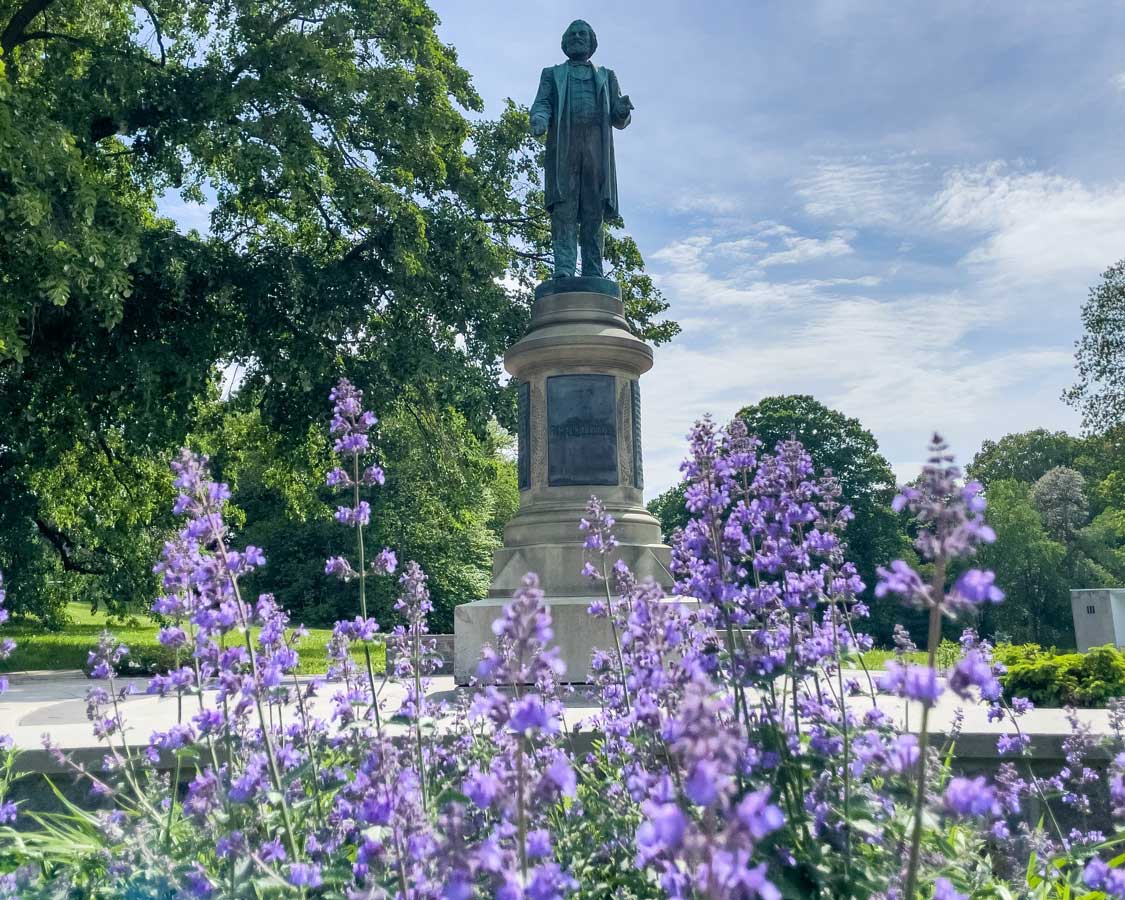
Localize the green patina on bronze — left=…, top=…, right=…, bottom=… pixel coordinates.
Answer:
left=531, top=19, right=633, bottom=281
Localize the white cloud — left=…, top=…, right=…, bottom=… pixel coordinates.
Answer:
left=711, top=237, right=768, bottom=257
left=670, top=194, right=741, bottom=216
left=928, top=162, right=1125, bottom=288
left=796, top=158, right=933, bottom=229
left=1113, top=72, right=1125, bottom=93
left=759, top=229, right=855, bottom=266
left=638, top=159, right=1107, bottom=495
left=650, top=235, right=712, bottom=271
left=641, top=292, right=1075, bottom=494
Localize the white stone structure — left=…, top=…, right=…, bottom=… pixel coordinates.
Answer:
left=1071, top=588, right=1125, bottom=652
left=453, top=279, right=673, bottom=682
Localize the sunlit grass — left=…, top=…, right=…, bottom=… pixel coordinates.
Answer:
left=858, top=648, right=928, bottom=670
left=0, top=603, right=383, bottom=675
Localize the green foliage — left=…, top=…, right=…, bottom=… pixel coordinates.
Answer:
left=975, top=480, right=1071, bottom=646
left=554, top=748, right=661, bottom=900
left=967, top=428, right=1125, bottom=646
left=968, top=429, right=1084, bottom=488
left=934, top=638, right=962, bottom=671
left=1032, top=467, right=1089, bottom=544
left=996, top=643, right=1125, bottom=707
left=195, top=395, right=514, bottom=632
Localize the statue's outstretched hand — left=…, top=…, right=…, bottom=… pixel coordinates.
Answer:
left=530, top=117, right=548, bottom=137
left=618, top=94, right=634, bottom=111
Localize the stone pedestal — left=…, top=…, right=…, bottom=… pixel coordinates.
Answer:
left=453, top=278, right=671, bottom=682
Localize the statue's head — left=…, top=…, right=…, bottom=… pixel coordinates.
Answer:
left=561, top=20, right=597, bottom=61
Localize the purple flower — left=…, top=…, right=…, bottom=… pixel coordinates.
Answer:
left=1084, top=858, right=1125, bottom=897
left=636, top=802, right=687, bottom=861
left=507, top=695, right=558, bottom=735
left=184, top=865, right=215, bottom=898
left=526, top=829, right=552, bottom=858
left=997, top=733, right=1032, bottom=755
left=949, top=650, right=1001, bottom=701
left=334, top=501, right=371, bottom=527
left=362, top=465, right=385, bottom=486
left=885, top=734, right=921, bottom=773
left=287, top=862, right=322, bottom=888
left=735, top=789, right=785, bottom=840
left=372, top=547, right=397, bottom=575
left=877, top=661, right=942, bottom=705
left=464, top=768, right=501, bottom=808
left=325, top=555, right=356, bottom=580
left=950, top=569, right=1004, bottom=607
left=157, top=626, right=187, bottom=648
left=546, top=754, right=577, bottom=798
left=685, top=758, right=724, bottom=807
left=934, top=878, right=967, bottom=900
left=943, top=775, right=1000, bottom=817
left=874, top=559, right=928, bottom=605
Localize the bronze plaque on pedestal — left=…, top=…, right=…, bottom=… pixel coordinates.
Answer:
left=547, top=374, right=618, bottom=486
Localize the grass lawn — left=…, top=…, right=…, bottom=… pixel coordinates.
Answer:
left=858, top=648, right=929, bottom=669
left=0, top=603, right=384, bottom=676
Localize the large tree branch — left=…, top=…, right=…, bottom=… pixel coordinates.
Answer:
left=34, top=517, right=110, bottom=575
left=0, top=0, right=56, bottom=55
left=136, top=0, right=166, bottom=66
left=19, top=30, right=165, bottom=67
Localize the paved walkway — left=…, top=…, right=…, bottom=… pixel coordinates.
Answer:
left=0, top=670, right=1116, bottom=771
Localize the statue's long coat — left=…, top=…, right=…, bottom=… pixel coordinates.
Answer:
left=531, top=62, right=631, bottom=216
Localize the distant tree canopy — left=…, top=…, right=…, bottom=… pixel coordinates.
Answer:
left=970, top=432, right=1125, bottom=646
left=648, top=395, right=914, bottom=645
left=967, top=430, right=1082, bottom=488
left=0, top=0, right=674, bottom=625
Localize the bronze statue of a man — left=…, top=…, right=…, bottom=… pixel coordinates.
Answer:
left=531, top=20, right=633, bottom=279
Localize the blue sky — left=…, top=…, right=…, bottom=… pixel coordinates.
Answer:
left=425, top=0, right=1125, bottom=495
left=165, top=2, right=1125, bottom=496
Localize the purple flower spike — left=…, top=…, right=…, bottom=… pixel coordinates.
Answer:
left=934, top=878, right=967, bottom=900
left=950, top=568, right=1005, bottom=607
left=943, top=775, right=1000, bottom=818
left=877, top=661, right=942, bottom=706
left=372, top=548, right=397, bottom=575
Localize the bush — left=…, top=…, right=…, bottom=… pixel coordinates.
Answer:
left=998, top=643, right=1125, bottom=706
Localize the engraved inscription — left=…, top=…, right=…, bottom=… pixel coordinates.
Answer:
left=517, top=381, right=531, bottom=491
left=547, top=374, right=618, bottom=486
left=631, top=379, right=644, bottom=490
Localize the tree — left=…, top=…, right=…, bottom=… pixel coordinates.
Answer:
left=975, top=480, right=1070, bottom=646
left=648, top=395, right=913, bottom=644
left=198, top=395, right=515, bottom=632
left=1031, top=467, right=1089, bottom=545
left=967, top=429, right=1082, bottom=488
left=0, top=0, right=674, bottom=621
left=1065, top=259, right=1125, bottom=432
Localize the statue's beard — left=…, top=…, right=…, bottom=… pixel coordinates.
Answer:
left=563, top=43, right=591, bottom=61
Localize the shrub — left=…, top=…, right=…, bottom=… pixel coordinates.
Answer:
left=998, top=643, right=1125, bottom=707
